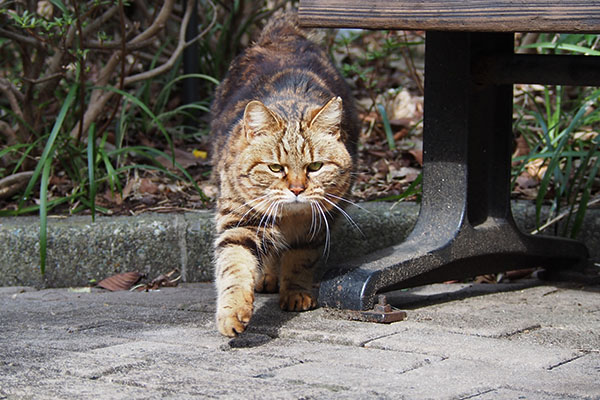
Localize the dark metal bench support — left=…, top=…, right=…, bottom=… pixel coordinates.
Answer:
left=319, top=31, right=590, bottom=311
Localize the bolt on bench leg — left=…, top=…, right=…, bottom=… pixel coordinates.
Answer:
left=319, top=31, right=589, bottom=311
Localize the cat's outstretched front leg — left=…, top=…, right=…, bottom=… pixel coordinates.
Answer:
left=214, top=227, right=260, bottom=337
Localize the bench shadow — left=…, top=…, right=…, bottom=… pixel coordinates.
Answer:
left=385, top=275, right=600, bottom=311
left=384, top=278, right=546, bottom=310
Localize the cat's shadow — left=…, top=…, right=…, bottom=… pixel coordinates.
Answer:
left=227, top=293, right=300, bottom=348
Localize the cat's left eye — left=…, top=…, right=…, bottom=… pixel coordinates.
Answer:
left=307, top=162, right=323, bottom=172
left=268, top=164, right=284, bottom=173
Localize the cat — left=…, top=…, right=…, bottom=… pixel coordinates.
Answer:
left=210, top=11, right=359, bottom=337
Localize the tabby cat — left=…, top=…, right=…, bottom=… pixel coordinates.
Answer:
left=210, top=11, right=359, bottom=337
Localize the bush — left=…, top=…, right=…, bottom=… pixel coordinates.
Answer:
left=0, top=0, right=291, bottom=272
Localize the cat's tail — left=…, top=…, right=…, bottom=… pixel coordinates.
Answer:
left=257, top=9, right=326, bottom=46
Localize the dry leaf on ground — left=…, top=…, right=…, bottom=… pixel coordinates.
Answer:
left=97, top=271, right=143, bottom=291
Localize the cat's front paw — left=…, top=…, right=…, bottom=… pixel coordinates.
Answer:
left=255, top=273, right=278, bottom=293
left=216, top=290, right=254, bottom=337
left=279, top=290, right=317, bottom=311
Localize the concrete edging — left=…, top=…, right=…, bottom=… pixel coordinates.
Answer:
left=0, top=201, right=598, bottom=287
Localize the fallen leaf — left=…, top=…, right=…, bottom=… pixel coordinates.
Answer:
left=474, top=274, right=497, bottom=284
left=388, top=88, right=423, bottom=120
left=373, top=159, right=389, bottom=175
left=102, top=189, right=123, bottom=206
left=504, top=268, right=536, bottom=281
left=408, top=149, right=423, bottom=166
left=526, top=158, right=547, bottom=180
left=139, top=178, right=159, bottom=194
left=97, top=271, right=143, bottom=291
left=121, top=176, right=137, bottom=201
left=393, top=129, right=409, bottom=141
left=516, top=172, right=538, bottom=189
left=513, top=135, right=530, bottom=158
left=200, top=183, right=218, bottom=199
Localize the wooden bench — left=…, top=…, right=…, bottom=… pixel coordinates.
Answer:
left=298, top=0, right=598, bottom=311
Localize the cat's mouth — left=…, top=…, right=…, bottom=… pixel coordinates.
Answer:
left=281, top=198, right=310, bottom=214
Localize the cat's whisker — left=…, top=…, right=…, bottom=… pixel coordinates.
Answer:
left=229, top=193, right=271, bottom=215
left=314, top=200, right=331, bottom=260
left=312, top=199, right=324, bottom=240
left=270, top=200, right=286, bottom=249
left=325, top=192, right=370, bottom=213
left=308, top=201, right=318, bottom=240
left=258, top=198, right=285, bottom=251
left=269, top=200, right=281, bottom=230
left=257, top=199, right=278, bottom=249
left=228, top=193, right=272, bottom=228
left=309, top=200, right=322, bottom=241
left=236, top=195, right=272, bottom=227
left=321, top=196, right=364, bottom=237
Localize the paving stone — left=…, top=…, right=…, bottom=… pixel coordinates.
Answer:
left=0, top=282, right=598, bottom=399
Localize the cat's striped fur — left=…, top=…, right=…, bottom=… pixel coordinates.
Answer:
left=210, top=11, right=359, bottom=337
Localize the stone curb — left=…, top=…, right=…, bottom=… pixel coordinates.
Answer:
left=0, top=201, right=598, bottom=287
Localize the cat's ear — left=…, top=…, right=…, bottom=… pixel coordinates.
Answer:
left=243, top=100, right=281, bottom=140
left=309, top=96, right=342, bottom=135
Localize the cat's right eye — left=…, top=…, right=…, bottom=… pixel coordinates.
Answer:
left=268, top=164, right=284, bottom=173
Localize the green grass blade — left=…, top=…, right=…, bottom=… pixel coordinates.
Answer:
left=155, top=73, right=219, bottom=110
left=77, top=197, right=110, bottom=214
left=534, top=87, right=600, bottom=228
left=18, top=84, right=77, bottom=210
left=0, top=143, right=29, bottom=160
left=10, top=139, right=41, bottom=175
left=87, top=123, right=97, bottom=222
left=39, top=154, right=53, bottom=275
left=48, top=0, right=67, bottom=14
left=0, top=196, right=72, bottom=217
left=375, top=173, right=422, bottom=202
left=562, top=141, right=599, bottom=236
left=157, top=103, right=211, bottom=121
left=107, top=145, right=208, bottom=201
left=536, top=130, right=569, bottom=227
left=519, top=42, right=600, bottom=55
left=95, top=85, right=175, bottom=165
left=513, top=149, right=595, bottom=162
left=101, top=151, right=120, bottom=195
left=141, top=39, right=172, bottom=108
left=570, top=148, right=600, bottom=238
left=377, top=104, right=396, bottom=150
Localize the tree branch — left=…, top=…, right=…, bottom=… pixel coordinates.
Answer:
left=123, top=0, right=216, bottom=86
left=0, top=28, right=42, bottom=48
left=0, top=78, right=25, bottom=126
left=0, top=171, right=34, bottom=200
left=128, top=0, right=175, bottom=45
left=82, top=4, right=120, bottom=37
left=69, top=53, right=121, bottom=138
left=68, top=0, right=215, bottom=137
left=0, top=121, right=18, bottom=146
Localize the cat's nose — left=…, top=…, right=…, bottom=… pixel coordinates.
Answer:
left=289, top=185, right=305, bottom=196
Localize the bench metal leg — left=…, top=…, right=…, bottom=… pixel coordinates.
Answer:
left=319, top=31, right=589, bottom=311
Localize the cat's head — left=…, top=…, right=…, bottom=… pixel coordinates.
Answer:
left=232, top=96, right=353, bottom=215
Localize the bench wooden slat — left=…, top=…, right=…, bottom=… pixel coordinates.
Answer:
left=298, top=0, right=600, bottom=33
